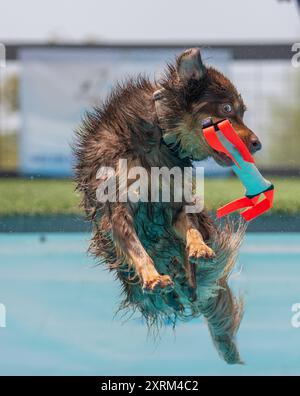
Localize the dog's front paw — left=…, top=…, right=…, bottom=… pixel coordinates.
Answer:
left=188, top=242, right=215, bottom=261
left=143, top=274, right=174, bottom=293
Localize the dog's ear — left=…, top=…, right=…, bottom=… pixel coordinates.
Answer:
left=176, top=48, right=205, bottom=82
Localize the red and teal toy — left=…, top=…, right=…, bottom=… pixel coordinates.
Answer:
left=202, top=118, right=274, bottom=222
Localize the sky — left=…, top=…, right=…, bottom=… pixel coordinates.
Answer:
left=0, top=0, right=299, bottom=43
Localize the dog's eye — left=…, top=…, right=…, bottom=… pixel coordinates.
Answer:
left=222, top=104, right=233, bottom=114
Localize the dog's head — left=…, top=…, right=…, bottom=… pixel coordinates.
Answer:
left=156, top=48, right=261, bottom=165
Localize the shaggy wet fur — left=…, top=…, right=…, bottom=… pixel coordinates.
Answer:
left=74, top=48, right=260, bottom=364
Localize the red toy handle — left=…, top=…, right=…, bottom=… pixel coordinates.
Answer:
left=240, top=189, right=274, bottom=221
left=216, top=189, right=274, bottom=221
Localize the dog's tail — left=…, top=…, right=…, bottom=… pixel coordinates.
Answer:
left=197, top=217, right=246, bottom=364
left=202, top=281, right=244, bottom=364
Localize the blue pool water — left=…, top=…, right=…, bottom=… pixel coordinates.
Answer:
left=0, top=232, right=300, bottom=375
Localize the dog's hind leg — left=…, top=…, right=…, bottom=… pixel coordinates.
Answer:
left=201, top=280, right=244, bottom=365
left=111, top=203, right=174, bottom=292
left=173, top=210, right=215, bottom=298
left=174, top=211, right=215, bottom=262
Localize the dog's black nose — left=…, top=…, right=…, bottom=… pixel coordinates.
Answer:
left=250, top=136, right=262, bottom=153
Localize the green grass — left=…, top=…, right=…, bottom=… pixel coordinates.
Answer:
left=0, top=177, right=298, bottom=216
left=0, top=179, right=81, bottom=216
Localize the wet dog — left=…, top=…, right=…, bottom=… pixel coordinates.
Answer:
left=75, top=48, right=261, bottom=364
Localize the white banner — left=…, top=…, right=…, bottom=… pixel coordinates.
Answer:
left=19, top=47, right=231, bottom=177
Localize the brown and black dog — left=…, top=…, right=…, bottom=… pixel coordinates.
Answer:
left=75, top=48, right=261, bottom=364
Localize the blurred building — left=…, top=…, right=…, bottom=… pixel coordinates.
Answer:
left=0, top=43, right=298, bottom=176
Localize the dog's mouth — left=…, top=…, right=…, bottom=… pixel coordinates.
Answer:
left=212, top=150, right=234, bottom=167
